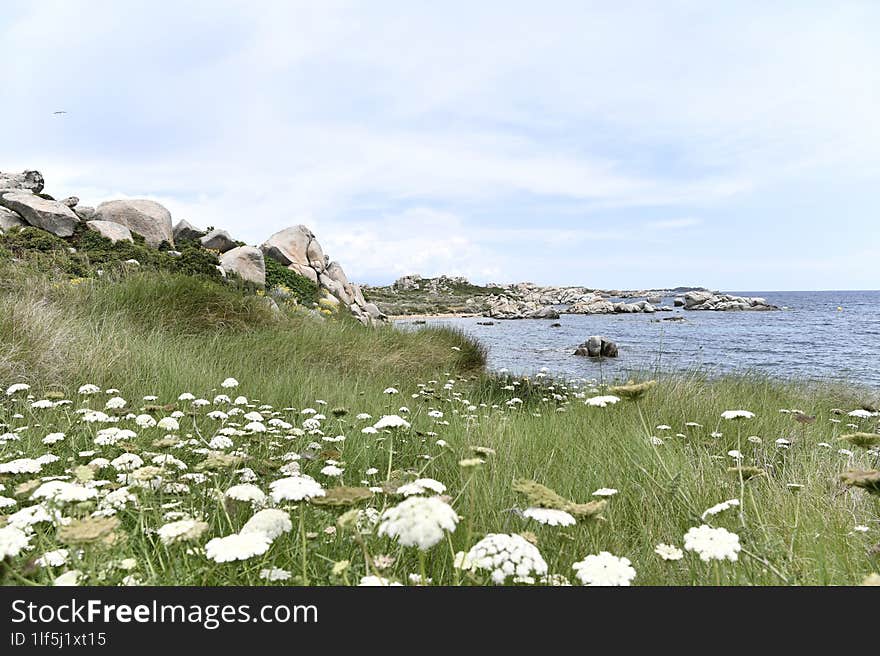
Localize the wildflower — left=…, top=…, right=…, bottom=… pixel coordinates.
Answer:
left=383, top=387, right=399, bottom=394
left=157, top=519, right=210, bottom=545
left=585, top=395, right=620, bottom=408
left=373, top=415, right=411, bottom=430
left=205, top=533, right=271, bottom=563
left=0, top=525, right=30, bottom=558
left=848, top=409, right=874, bottom=419
left=592, top=488, right=618, bottom=497
left=78, top=384, right=100, bottom=395
left=466, top=533, right=548, bottom=584
left=747, top=435, right=762, bottom=444
left=358, top=575, right=402, bottom=586
left=683, top=525, right=741, bottom=562
left=722, top=410, right=755, bottom=420
left=157, top=417, right=179, bottom=431
left=396, top=478, right=447, bottom=497
left=59, top=517, right=122, bottom=547
left=208, top=435, right=234, bottom=449
left=320, top=464, right=344, bottom=477
left=727, top=450, right=743, bottom=459
left=241, top=508, right=293, bottom=540
left=0, top=458, right=42, bottom=474
left=36, top=549, right=70, bottom=567
left=656, top=425, right=671, bottom=431
left=53, top=570, right=83, bottom=586
left=775, top=438, right=792, bottom=448
left=260, top=567, right=291, bottom=582
left=5, top=383, right=30, bottom=395
left=572, top=552, right=636, bottom=586
left=522, top=507, right=576, bottom=526
left=655, top=543, right=684, bottom=561
left=378, top=496, right=459, bottom=550
left=270, top=475, right=325, bottom=502
left=31, top=399, right=55, bottom=409
left=458, top=458, right=485, bottom=468
left=701, top=499, right=740, bottom=520
left=840, top=470, right=880, bottom=495
left=221, top=378, right=240, bottom=388
left=32, top=481, right=97, bottom=504
left=111, top=453, right=144, bottom=472
left=608, top=380, right=656, bottom=399
left=105, top=396, right=127, bottom=410
left=854, top=525, right=869, bottom=533
left=356, top=413, right=372, bottom=420
left=225, top=484, right=267, bottom=506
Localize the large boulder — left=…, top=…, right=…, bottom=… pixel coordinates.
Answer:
left=0, top=206, right=26, bottom=232
left=261, top=225, right=317, bottom=268
left=86, top=220, right=133, bottom=243
left=684, top=290, right=714, bottom=308
left=200, top=229, right=236, bottom=253
left=525, top=306, right=560, bottom=319
left=0, top=191, right=79, bottom=237
left=0, top=170, right=44, bottom=194
left=74, top=206, right=96, bottom=221
left=94, top=199, right=173, bottom=247
left=219, top=246, right=265, bottom=286
left=173, top=219, right=206, bottom=242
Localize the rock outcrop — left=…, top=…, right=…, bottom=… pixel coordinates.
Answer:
left=574, top=336, right=619, bottom=358
left=261, top=225, right=384, bottom=325
left=94, top=199, right=173, bottom=248
left=0, top=206, right=27, bottom=232
left=683, top=291, right=777, bottom=311
left=220, top=246, right=266, bottom=286
left=200, top=229, right=237, bottom=253
left=0, top=191, right=80, bottom=237
left=0, top=170, right=44, bottom=194
left=86, top=220, right=133, bottom=243
left=172, top=219, right=206, bottom=242
left=484, top=295, right=559, bottom=319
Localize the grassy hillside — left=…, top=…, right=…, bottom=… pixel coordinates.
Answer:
left=0, top=259, right=878, bottom=586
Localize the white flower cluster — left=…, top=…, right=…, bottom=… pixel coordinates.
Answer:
left=466, top=533, right=548, bottom=584
left=684, top=525, right=741, bottom=562
left=572, top=551, right=636, bottom=586
left=378, top=496, right=458, bottom=550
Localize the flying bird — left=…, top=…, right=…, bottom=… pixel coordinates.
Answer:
left=52, top=110, right=67, bottom=115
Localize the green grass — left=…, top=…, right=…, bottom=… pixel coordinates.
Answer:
left=0, top=263, right=878, bottom=586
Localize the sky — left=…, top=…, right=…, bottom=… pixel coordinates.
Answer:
left=1, top=1, right=878, bottom=290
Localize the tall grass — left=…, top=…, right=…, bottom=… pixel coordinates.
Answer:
left=1, top=262, right=877, bottom=586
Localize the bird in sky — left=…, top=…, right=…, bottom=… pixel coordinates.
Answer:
left=52, top=110, right=67, bottom=115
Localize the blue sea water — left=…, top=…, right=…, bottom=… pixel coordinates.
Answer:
left=398, top=291, right=880, bottom=388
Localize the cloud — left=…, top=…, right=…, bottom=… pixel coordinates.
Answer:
left=1, top=2, right=878, bottom=290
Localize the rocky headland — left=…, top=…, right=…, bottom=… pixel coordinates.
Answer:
left=368, top=274, right=777, bottom=319
left=0, top=169, right=388, bottom=326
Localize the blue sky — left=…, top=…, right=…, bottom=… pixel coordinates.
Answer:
left=2, top=1, right=878, bottom=290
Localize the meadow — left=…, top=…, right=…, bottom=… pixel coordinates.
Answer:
left=1, top=261, right=878, bottom=586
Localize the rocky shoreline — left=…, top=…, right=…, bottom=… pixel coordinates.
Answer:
left=373, top=274, right=778, bottom=319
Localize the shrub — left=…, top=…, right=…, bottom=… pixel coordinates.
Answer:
left=265, top=257, right=321, bottom=306
left=0, top=226, right=68, bottom=254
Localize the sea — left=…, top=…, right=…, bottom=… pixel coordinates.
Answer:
left=397, top=291, right=880, bottom=389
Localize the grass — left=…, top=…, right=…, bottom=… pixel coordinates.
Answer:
left=0, top=263, right=878, bottom=586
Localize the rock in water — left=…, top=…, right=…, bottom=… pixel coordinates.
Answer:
left=219, top=246, right=266, bottom=286
left=200, top=229, right=237, bottom=253
left=172, top=219, right=207, bottom=242
left=574, top=336, right=619, bottom=358
left=0, top=206, right=27, bottom=232
left=0, top=170, right=44, bottom=194
left=94, top=199, right=173, bottom=247
left=0, top=191, right=79, bottom=237
left=86, top=220, right=134, bottom=243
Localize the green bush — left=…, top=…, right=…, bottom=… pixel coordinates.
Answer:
left=171, top=245, right=221, bottom=278
left=0, top=226, right=69, bottom=254
left=265, top=256, right=321, bottom=305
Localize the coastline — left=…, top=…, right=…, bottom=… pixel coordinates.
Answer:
left=389, top=312, right=479, bottom=321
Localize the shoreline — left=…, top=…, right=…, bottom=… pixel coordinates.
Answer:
left=389, top=312, right=479, bottom=321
